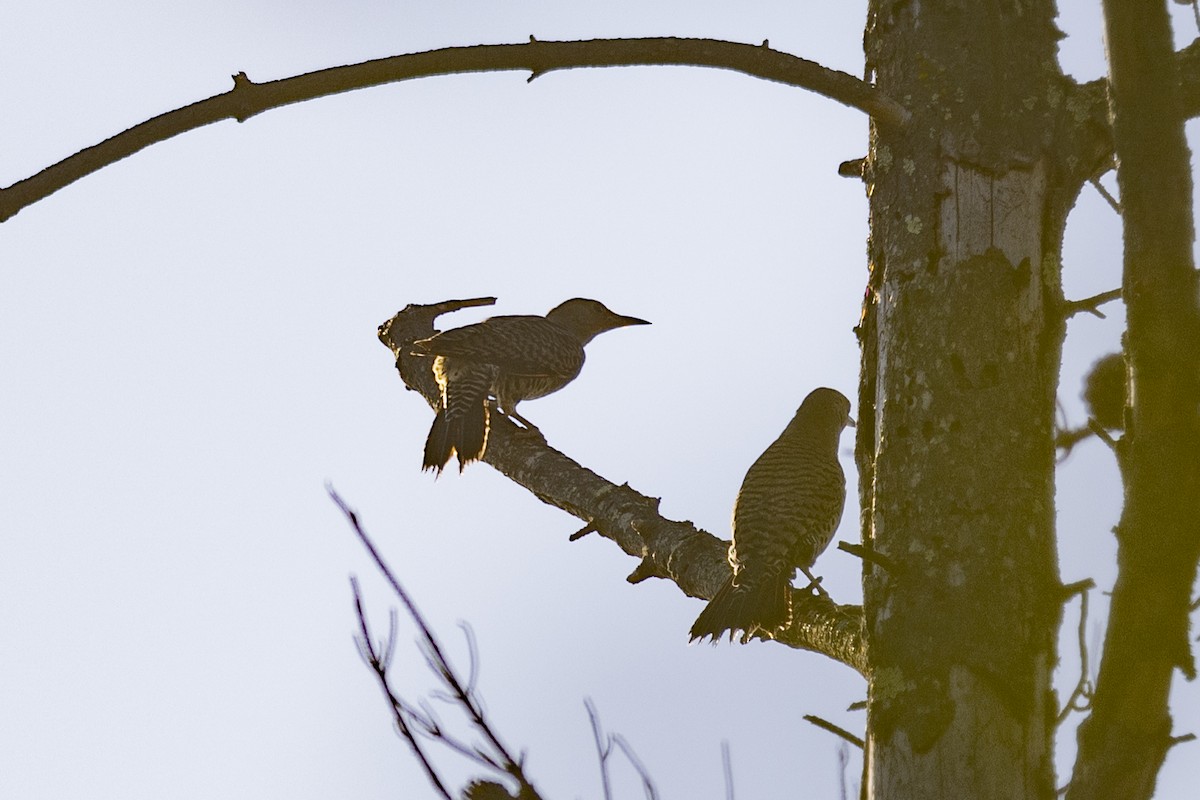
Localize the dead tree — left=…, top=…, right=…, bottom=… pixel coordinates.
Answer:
left=5, top=3, right=1199, bottom=798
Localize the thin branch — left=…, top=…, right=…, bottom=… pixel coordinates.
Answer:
left=1056, top=583, right=1095, bottom=726
left=1169, top=732, right=1197, bottom=747
left=837, top=743, right=850, bottom=800
left=569, top=523, right=597, bottom=542
left=611, top=734, right=659, bottom=800
left=0, top=37, right=908, bottom=223
left=332, top=488, right=544, bottom=799
left=1060, top=578, right=1097, bottom=600
left=802, top=714, right=865, bottom=749
left=1062, top=288, right=1123, bottom=319
left=1055, top=425, right=1093, bottom=459
left=585, top=698, right=659, bottom=800
left=1087, top=418, right=1120, bottom=453
left=721, top=740, right=735, bottom=800
left=460, top=622, right=483, bottom=699
left=378, top=301, right=868, bottom=674
left=411, top=699, right=507, bottom=772
left=1090, top=177, right=1122, bottom=214
left=350, top=577, right=455, bottom=800
left=585, top=699, right=613, bottom=800
left=836, top=541, right=903, bottom=574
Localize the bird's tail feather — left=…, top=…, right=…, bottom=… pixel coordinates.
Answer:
left=422, top=409, right=454, bottom=474
left=422, top=396, right=490, bottom=474
left=453, top=400, right=489, bottom=471
left=688, top=574, right=791, bottom=644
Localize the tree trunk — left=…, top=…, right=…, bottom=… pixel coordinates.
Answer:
left=860, top=3, right=1066, bottom=796
left=1067, top=2, right=1200, bottom=798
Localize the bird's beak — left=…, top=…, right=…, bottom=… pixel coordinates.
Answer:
left=847, top=416, right=857, bottom=428
left=614, top=315, right=651, bottom=327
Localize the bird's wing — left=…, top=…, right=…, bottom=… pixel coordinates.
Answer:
left=413, top=316, right=583, bottom=378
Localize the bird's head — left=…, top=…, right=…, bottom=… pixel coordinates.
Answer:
left=795, top=387, right=855, bottom=438
left=545, top=298, right=651, bottom=344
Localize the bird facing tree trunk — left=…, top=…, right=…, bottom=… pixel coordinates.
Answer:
left=690, top=387, right=854, bottom=643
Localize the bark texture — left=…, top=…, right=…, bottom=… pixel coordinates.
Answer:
left=860, top=3, right=1067, bottom=797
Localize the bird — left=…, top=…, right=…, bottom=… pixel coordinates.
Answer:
left=411, top=298, right=650, bottom=474
left=689, top=387, right=854, bottom=643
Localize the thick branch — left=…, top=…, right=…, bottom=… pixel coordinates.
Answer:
left=1, top=37, right=908, bottom=223
left=1067, top=3, right=1200, bottom=800
left=377, top=301, right=867, bottom=675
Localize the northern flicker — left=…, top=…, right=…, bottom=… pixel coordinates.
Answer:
left=689, top=387, right=853, bottom=643
left=412, top=298, right=650, bottom=474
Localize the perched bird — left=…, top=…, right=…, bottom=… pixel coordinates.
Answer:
left=690, top=387, right=854, bottom=643
left=412, top=298, right=650, bottom=474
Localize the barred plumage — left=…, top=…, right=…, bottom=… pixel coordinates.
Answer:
left=690, top=387, right=853, bottom=643
left=412, top=298, right=649, bottom=474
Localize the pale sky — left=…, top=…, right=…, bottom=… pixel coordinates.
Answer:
left=2, top=2, right=1197, bottom=798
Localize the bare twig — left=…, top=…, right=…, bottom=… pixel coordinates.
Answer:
left=0, top=37, right=908, bottom=223
left=1057, top=583, right=1096, bottom=725
left=1089, top=177, right=1122, bottom=214
left=837, top=742, right=850, bottom=800
left=460, top=622, right=483, bottom=699
left=612, top=734, right=659, bottom=800
left=585, top=698, right=659, bottom=800
left=350, top=577, right=454, bottom=800
left=721, top=740, right=735, bottom=800
left=1087, top=418, right=1120, bottom=452
left=569, top=523, right=597, bottom=542
left=1056, top=426, right=1094, bottom=459
left=802, top=714, right=865, bottom=749
left=586, top=699, right=613, bottom=800
left=1062, top=288, right=1123, bottom=319
left=331, top=486, right=543, bottom=799
left=838, top=157, right=866, bottom=179
left=1055, top=398, right=1070, bottom=434
left=1061, top=578, right=1097, bottom=600
left=837, top=541, right=902, bottom=574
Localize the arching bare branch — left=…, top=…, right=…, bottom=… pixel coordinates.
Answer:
left=0, top=37, right=907, bottom=223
